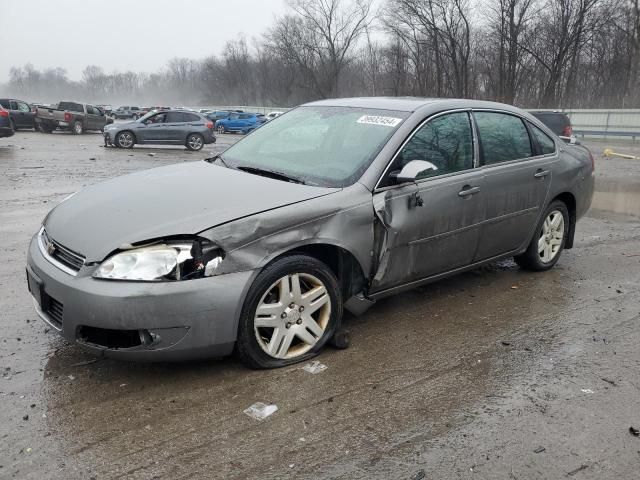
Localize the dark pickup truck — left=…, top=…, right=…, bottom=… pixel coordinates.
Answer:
left=35, top=102, right=113, bottom=134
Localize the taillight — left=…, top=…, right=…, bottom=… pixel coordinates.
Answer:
left=0, top=109, right=8, bottom=118
left=562, top=125, right=572, bottom=137
left=64, top=112, right=72, bottom=122
left=206, top=121, right=213, bottom=129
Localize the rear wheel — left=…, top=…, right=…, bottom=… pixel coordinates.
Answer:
left=236, top=255, right=342, bottom=369
left=186, top=133, right=204, bottom=151
left=515, top=200, right=569, bottom=271
left=115, top=131, right=135, bottom=149
left=72, top=121, right=83, bottom=135
left=217, top=125, right=226, bottom=134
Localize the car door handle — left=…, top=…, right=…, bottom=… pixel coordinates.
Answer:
left=458, top=186, right=480, bottom=197
left=534, top=169, right=550, bottom=178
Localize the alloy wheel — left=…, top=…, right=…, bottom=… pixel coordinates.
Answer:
left=254, top=273, right=331, bottom=359
left=538, top=210, right=564, bottom=263
left=188, top=135, right=203, bottom=150
left=118, top=132, right=133, bottom=148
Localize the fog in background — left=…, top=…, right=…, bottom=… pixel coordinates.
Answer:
left=1, top=0, right=640, bottom=109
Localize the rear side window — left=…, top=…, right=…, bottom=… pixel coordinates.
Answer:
left=166, top=112, right=185, bottom=122
left=10, top=101, right=19, bottom=110
left=240, top=114, right=251, bottom=119
left=475, top=112, right=532, bottom=165
left=530, top=124, right=556, bottom=155
left=388, top=111, right=474, bottom=182
left=183, top=113, right=200, bottom=122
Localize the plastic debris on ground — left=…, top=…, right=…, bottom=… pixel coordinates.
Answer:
left=243, top=402, right=278, bottom=421
left=630, top=426, right=640, bottom=437
left=302, top=360, right=327, bottom=374
left=581, top=388, right=594, bottom=394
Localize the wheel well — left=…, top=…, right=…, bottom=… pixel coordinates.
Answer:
left=552, top=192, right=576, bottom=249
left=275, top=244, right=367, bottom=299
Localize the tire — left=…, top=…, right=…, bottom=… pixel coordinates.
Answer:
left=186, top=133, right=204, bottom=151
left=72, top=121, right=83, bottom=135
left=217, top=125, right=226, bottom=134
left=515, top=200, right=569, bottom=271
left=236, top=254, right=343, bottom=369
left=115, top=131, right=135, bottom=149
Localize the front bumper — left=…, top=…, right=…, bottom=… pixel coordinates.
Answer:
left=26, top=234, right=256, bottom=361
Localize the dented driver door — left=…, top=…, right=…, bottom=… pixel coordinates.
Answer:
left=370, top=171, right=486, bottom=294
left=368, top=110, right=486, bottom=295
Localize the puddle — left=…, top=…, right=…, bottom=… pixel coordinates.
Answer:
left=591, top=178, right=640, bottom=217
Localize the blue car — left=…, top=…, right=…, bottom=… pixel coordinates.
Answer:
left=215, top=113, right=266, bottom=134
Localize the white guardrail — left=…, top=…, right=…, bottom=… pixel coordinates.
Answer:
left=529, top=108, right=640, bottom=140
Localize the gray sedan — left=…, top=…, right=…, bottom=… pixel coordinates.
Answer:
left=104, top=110, right=216, bottom=151
left=26, top=98, right=594, bottom=367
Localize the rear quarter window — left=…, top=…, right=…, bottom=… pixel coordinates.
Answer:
left=530, top=124, right=556, bottom=155
left=184, top=113, right=201, bottom=122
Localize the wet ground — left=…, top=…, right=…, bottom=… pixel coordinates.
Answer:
left=1, top=132, right=639, bottom=479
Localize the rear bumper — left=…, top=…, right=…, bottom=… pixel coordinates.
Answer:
left=26, top=233, right=257, bottom=361
left=0, top=126, right=14, bottom=138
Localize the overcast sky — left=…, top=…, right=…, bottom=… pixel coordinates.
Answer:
left=0, top=0, right=289, bottom=82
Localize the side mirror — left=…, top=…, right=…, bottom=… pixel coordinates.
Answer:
left=395, top=160, right=438, bottom=183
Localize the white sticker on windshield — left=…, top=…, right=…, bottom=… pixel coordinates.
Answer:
left=357, top=115, right=402, bottom=127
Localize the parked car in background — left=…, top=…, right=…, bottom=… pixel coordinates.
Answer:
left=0, top=106, right=15, bottom=138
left=266, top=111, right=284, bottom=121
left=103, top=109, right=215, bottom=151
left=215, top=112, right=266, bottom=134
left=530, top=111, right=573, bottom=138
left=0, top=98, right=36, bottom=130
left=26, top=98, right=594, bottom=365
left=35, top=101, right=114, bottom=134
left=205, top=110, right=231, bottom=122
left=112, top=106, right=142, bottom=119
left=96, top=104, right=113, bottom=115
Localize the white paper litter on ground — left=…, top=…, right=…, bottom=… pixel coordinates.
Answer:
left=243, top=402, right=278, bottom=420
left=302, top=360, right=327, bottom=374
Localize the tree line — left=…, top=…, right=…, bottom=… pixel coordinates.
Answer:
left=4, top=0, right=640, bottom=109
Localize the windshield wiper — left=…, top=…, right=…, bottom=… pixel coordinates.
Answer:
left=236, top=166, right=307, bottom=185
left=205, top=154, right=230, bottom=168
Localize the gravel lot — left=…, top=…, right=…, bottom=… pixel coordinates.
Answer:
left=1, top=130, right=639, bottom=479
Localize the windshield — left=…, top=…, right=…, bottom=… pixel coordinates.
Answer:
left=220, top=106, right=409, bottom=187
left=137, top=110, right=158, bottom=122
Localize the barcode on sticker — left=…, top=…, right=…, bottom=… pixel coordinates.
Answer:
left=357, top=115, right=402, bottom=127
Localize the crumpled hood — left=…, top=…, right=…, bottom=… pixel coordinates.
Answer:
left=44, top=162, right=338, bottom=262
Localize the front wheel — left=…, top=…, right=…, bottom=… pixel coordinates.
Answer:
left=236, top=255, right=342, bottom=369
left=186, top=133, right=204, bottom=151
left=115, top=131, right=135, bottom=149
left=515, top=200, right=569, bottom=271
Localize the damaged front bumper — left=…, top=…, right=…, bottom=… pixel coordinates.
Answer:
left=26, top=234, right=256, bottom=361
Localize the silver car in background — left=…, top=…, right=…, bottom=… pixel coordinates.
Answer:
left=27, top=98, right=594, bottom=367
left=104, top=109, right=216, bottom=151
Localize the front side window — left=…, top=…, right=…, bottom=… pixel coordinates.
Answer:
left=17, top=102, right=30, bottom=112
left=86, top=105, right=95, bottom=114
left=221, top=106, right=409, bottom=188
left=530, top=123, right=556, bottom=155
left=474, top=112, right=532, bottom=165
left=381, top=111, right=474, bottom=187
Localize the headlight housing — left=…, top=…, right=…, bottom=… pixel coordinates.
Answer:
left=93, top=239, right=223, bottom=281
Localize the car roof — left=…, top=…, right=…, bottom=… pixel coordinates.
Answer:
left=303, top=96, right=526, bottom=114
